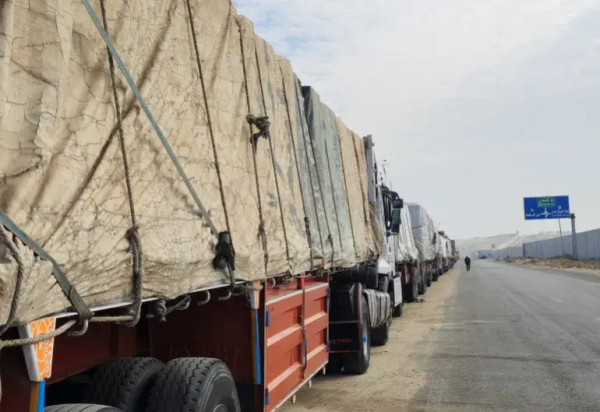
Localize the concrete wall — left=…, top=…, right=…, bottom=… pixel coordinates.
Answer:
left=480, top=228, right=600, bottom=260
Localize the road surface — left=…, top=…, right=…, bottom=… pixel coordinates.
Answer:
left=284, top=260, right=600, bottom=411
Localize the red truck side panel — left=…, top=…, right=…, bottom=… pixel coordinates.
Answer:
left=265, top=290, right=304, bottom=411
left=265, top=277, right=328, bottom=411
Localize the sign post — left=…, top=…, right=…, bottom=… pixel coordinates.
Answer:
left=524, top=196, right=571, bottom=258
left=558, top=220, right=565, bottom=255
left=570, top=213, right=578, bottom=260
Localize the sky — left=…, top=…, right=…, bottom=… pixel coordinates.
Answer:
left=234, top=0, right=600, bottom=239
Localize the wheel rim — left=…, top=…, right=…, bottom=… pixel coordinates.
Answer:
left=213, top=405, right=229, bottom=412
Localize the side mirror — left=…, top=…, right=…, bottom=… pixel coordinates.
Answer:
left=392, top=197, right=403, bottom=209
left=390, top=208, right=401, bottom=234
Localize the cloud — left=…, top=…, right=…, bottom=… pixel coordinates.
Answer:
left=235, top=0, right=600, bottom=238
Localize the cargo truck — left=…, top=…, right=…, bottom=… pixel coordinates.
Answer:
left=450, top=239, right=457, bottom=266
left=437, top=231, right=450, bottom=273
left=395, top=200, right=420, bottom=303
left=407, top=204, right=436, bottom=293
left=0, top=1, right=405, bottom=411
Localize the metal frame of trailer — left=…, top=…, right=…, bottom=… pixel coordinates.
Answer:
left=1, top=275, right=329, bottom=411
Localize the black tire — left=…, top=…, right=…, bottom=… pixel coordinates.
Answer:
left=344, top=295, right=370, bottom=375
left=419, top=274, right=428, bottom=295
left=392, top=301, right=403, bottom=317
left=146, top=358, right=241, bottom=412
left=45, top=406, right=122, bottom=412
left=403, top=274, right=418, bottom=303
left=85, top=358, right=164, bottom=412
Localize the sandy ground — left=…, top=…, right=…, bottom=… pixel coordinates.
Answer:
left=508, top=257, right=600, bottom=276
left=282, top=268, right=460, bottom=412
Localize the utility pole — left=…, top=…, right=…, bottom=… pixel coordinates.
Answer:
left=558, top=219, right=565, bottom=256
left=570, top=213, right=578, bottom=260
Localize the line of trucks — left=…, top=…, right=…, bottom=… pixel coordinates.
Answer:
left=0, top=1, right=457, bottom=411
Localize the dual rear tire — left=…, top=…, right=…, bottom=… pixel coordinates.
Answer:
left=71, top=357, right=240, bottom=412
left=147, top=358, right=240, bottom=412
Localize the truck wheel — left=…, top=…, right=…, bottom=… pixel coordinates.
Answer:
left=371, top=319, right=389, bottom=346
left=84, top=358, right=164, bottom=412
left=403, top=278, right=418, bottom=303
left=45, top=406, right=122, bottom=412
left=344, top=295, right=370, bottom=375
left=146, top=358, right=241, bottom=412
left=419, top=276, right=428, bottom=295
left=392, top=301, right=403, bottom=317
left=402, top=283, right=411, bottom=303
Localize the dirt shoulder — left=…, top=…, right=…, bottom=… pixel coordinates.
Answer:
left=505, top=257, right=600, bottom=276
left=282, top=268, right=460, bottom=412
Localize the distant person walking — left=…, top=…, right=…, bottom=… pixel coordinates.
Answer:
left=464, top=255, right=471, bottom=271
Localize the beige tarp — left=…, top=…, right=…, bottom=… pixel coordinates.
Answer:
left=0, top=0, right=379, bottom=325
left=336, top=119, right=379, bottom=262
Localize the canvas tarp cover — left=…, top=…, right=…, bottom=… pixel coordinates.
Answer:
left=407, top=203, right=436, bottom=261
left=396, top=206, right=418, bottom=262
left=336, top=118, right=380, bottom=262
left=0, top=0, right=375, bottom=325
left=439, top=236, right=448, bottom=258
left=302, top=87, right=355, bottom=268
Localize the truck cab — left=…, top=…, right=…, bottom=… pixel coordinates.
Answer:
left=364, top=136, right=403, bottom=310
left=364, top=136, right=403, bottom=319
left=327, top=135, right=403, bottom=373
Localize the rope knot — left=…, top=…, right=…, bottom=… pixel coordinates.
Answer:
left=121, top=224, right=144, bottom=327
left=125, top=224, right=140, bottom=243
left=247, top=114, right=270, bottom=152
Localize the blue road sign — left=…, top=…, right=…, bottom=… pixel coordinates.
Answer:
left=524, top=196, right=570, bottom=220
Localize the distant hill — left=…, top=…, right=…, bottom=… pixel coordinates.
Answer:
left=455, top=231, right=564, bottom=257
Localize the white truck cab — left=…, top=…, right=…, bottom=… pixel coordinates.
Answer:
left=364, top=135, right=403, bottom=311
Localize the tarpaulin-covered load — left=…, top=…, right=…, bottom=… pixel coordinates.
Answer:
left=335, top=119, right=380, bottom=263
left=302, top=87, right=353, bottom=268
left=396, top=206, right=418, bottom=262
left=0, top=0, right=378, bottom=326
left=438, top=235, right=448, bottom=258
left=407, top=204, right=436, bottom=261
left=445, top=238, right=453, bottom=257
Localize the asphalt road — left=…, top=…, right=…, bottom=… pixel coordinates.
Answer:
left=285, top=261, right=600, bottom=412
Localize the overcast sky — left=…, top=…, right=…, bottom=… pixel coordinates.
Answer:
left=235, top=0, right=600, bottom=239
